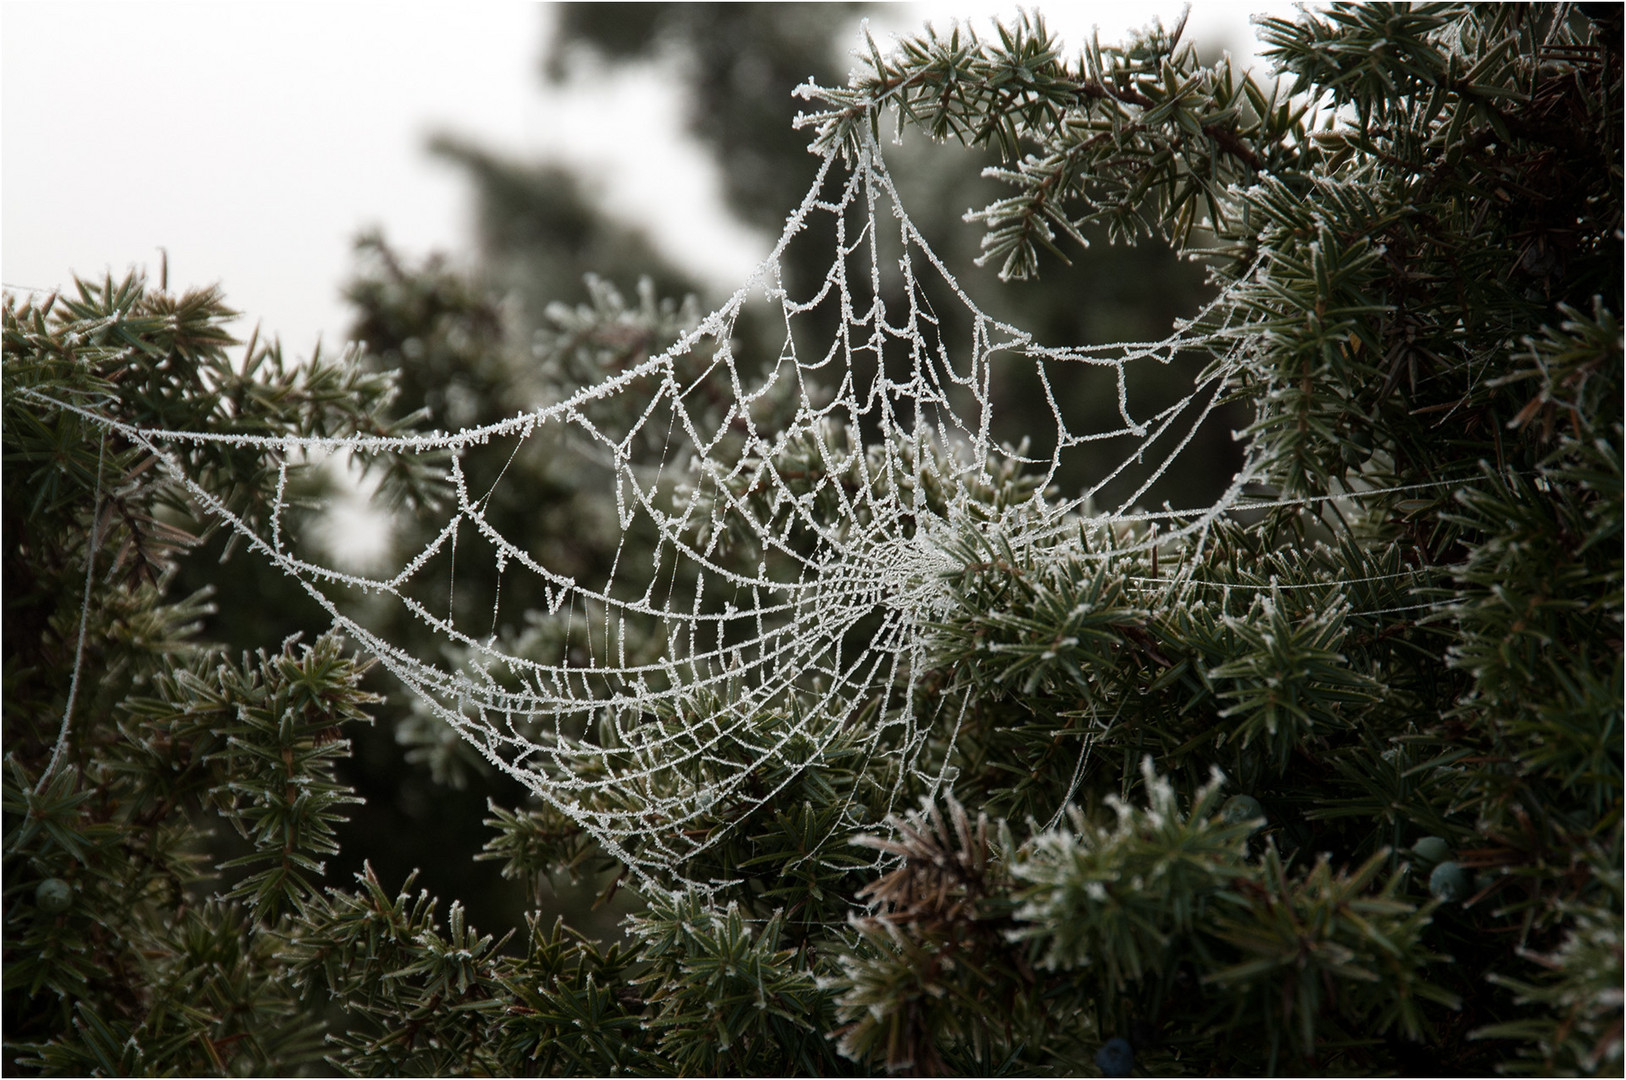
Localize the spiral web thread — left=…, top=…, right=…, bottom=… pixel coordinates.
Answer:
left=51, top=128, right=1439, bottom=894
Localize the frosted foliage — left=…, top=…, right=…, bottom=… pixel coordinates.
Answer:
left=63, top=134, right=1301, bottom=892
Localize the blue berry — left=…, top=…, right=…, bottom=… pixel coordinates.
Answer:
left=1221, top=795, right=1264, bottom=828
left=1411, top=835, right=1451, bottom=866
left=1429, top=860, right=1471, bottom=903
left=1096, top=1036, right=1134, bottom=1077
left=35, top=878, right=73, bottom=914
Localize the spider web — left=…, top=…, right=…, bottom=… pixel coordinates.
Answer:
left=51, top=124, right=1427, bottom=894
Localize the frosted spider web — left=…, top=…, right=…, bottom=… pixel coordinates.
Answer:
left=33, top=122, right=1440, bottom=894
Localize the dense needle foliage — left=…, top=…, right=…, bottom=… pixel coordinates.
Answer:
left=4, top=4, right=1620, bottom=1075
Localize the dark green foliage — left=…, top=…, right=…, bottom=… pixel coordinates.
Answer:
left=5, top=3, right=1621, bottom=1077
left=631, top=896, right=846, bottom=1075
left=2, top=276, right=413, bottom=1074
left=802, top=10, right=1313, bottom=271
left=793, top=5, right=1620, bottom=1072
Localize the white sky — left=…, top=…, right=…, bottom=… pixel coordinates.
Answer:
left=3, top=1, right=1297, bottom=352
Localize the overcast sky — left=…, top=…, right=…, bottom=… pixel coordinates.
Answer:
left=4, top=2, right=1296, bottom=352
